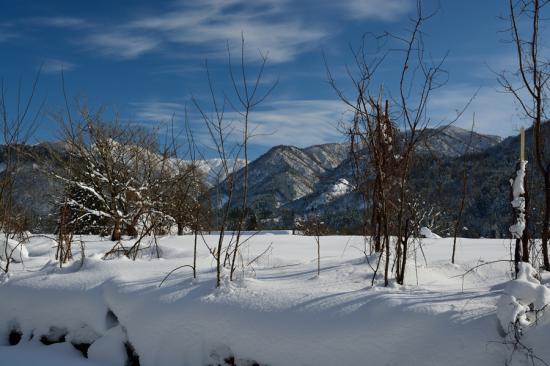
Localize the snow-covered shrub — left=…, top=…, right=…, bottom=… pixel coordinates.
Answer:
left=497, top=262, right=550, bottom=364
left=56, top=117, right=209, bottom=256
left=497, top=263, right=550, bottom=332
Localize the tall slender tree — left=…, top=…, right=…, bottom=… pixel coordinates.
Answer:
left=499, top=0, right=550, bottom=270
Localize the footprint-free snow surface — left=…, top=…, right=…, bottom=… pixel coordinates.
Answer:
left=0, top=233, right=536, bottom=365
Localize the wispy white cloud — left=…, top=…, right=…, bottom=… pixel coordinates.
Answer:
left=41, top=59, right=76, bottom=74
left=85, top=32, right=160, bottom=60
left=27, top=16, right=89, bottom=28
left=130, top=101, right=185, bottom=123
left=0, top=30, right=17, bottom=43
left=244, top=100, right=350, bottom=147
left=105, top=0, right=326, bottom=63
left=428, top=84, right=526, bottom=137
left=0, top=22, right=20, bottom=43
left=134, top=87, right=520, bottom=152
left=337, top=0, right=413, bottom=21
left=131, top=85, right=520, bottom=154
left=24, top=0, right=413, bottom=63
left=131, top=98, right=351, bottom=149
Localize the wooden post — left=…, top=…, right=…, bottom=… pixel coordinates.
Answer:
left=520, top=127, right=525, bottom=161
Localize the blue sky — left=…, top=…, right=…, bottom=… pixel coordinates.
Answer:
left=0, top=0, right=527, bottom=159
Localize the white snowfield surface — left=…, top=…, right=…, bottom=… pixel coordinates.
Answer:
left=0, top=232, right=543, bottom=365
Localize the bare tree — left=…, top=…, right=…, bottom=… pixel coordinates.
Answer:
left=163, top=161, right=207, bottom=237
left=226, top=35, right=277, bottom=281
left=0, top=71, right=42, bottom=272
left=295, top=214, right=328, bottom=276
left=499, top=0, right=550, bottom=270
left=451, top=117, right=476, bottom=264
left=193, top=36, right=275, bottom=287
left=55, top=196, right=74, bottom=267
left=193, top=62, right=240, bottom=288
left=327, top=0, right=458, bottom=285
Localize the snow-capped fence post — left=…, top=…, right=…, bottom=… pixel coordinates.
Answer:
left=510, top=127, right=529, bottom=276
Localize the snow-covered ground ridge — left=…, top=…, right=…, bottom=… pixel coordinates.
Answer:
left=0, top=233, right=538, bottom=366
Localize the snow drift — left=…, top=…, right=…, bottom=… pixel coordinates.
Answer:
left=0, top=236, right=29, bottom=263
left=496, top=262, right=550, bottom=365
left=0, top=234, right=524, bottom=365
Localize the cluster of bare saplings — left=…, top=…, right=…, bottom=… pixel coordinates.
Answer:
left=322, top=0, right=550, bottom=286
left=0, top=69, right=41, bottom=273
left=2, top=0, right=550, bottom=294
left=322, top=0, right=464, bottom=286
left=498, top=0, right=550, bottom=277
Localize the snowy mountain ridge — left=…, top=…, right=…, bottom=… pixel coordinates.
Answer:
left=214, top=125, right=502, bottom=223
left=192, top=158, right=247, bottom=187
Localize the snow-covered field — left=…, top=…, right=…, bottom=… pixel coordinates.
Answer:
left=0, top=232, right=539, bottom=365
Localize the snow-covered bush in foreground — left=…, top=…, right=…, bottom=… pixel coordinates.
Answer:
left=497, top=262, right=550, bottom=364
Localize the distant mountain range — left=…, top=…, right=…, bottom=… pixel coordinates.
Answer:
left=212, top=125, right=507, bottom=236
left=2, top=124, right=541, bottom=238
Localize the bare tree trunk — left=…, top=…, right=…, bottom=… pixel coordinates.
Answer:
left=228, top=35, right=275, bottom=281
left=452, top=119, right=476, bottom=264
left=452, top=163, right=468, bottom=264
left=397, top=220, right=410, bottom=285
left=383, top=223, right=390, bottom=287
left=400, top=235, right=408, bottom=284
left=112, top=218, right=122, bottom=241
left=542, top=175, right=550, bottom=269
left=56, top=197, right=73, bottom=267
left=500, top=0, right=550, bottom=270
left=316, top=235, right=321, bottom=276
left=126, top=224, right=138, bottom=238
left=193, top=226, right=198, bottom=279
left=522, top=171, right=530, bottom=263
left=375, top=214, right=382, bottom=253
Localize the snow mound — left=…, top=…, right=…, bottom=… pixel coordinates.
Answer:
left=496, top=262, right=550, bottom=364
left=420, top=227, right=441, bottom=239
left=496, top=263, right=550, bottom=332
left=0, top=237, right=29, bottom=263
left=87, top=325, right=127, bottom=366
